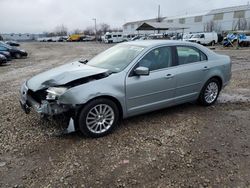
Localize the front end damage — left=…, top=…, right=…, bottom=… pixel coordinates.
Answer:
left=20, top=82, right=72, bottom=115
left=20, top=81, right=78, bottom=134
left=19, top=62, right=111, bottom=134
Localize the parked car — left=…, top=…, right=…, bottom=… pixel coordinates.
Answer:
left=57, top=36, right=68, bottom=42
left=0, top=42, right=27, bottom=59
left=5, top=41, right=20, bottom=46
left=188, top=32, right=218, bottom=46
left=0, top=54, right=7, bottom=65
left=20, top=40, right=231, bottom=138
left=67, top=34, right=85, bottom=42
left=122, top=34, right=136, bottom=42
left=82, top=35, right=95, bottom=42
left=0, top=51, right=12, bottom=61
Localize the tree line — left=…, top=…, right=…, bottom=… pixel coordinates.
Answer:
left=43, top=24, right=122, bottom=37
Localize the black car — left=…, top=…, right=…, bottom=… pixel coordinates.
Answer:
left=5, top=41, right=20, bottom=47
left=0, top=42, right=27, bottom=59
left=0, top=51, right=12, bottom=61
left=0, top=54, right=7, bottom=65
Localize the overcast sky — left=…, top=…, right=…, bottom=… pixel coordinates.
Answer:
left=0, top=0, right=249, bottom=34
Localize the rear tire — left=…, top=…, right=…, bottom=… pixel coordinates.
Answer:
left=78, top=98, right=120, bottom=138
left=198, top=78, right=221, bottom=106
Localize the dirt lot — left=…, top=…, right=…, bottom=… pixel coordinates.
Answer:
left=0, top=42, right=250, bottom=188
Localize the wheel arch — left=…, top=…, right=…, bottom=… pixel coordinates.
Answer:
left=208, top=75, right=223, bottom=90
left=77, top=95, right=124, bottom=119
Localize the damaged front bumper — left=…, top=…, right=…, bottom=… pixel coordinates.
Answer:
left=20, top=82, right=71, bottom=115
left=19, top=82, right=77, bottom=134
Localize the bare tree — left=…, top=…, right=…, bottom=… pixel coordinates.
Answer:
left=72, top=29, right=83, bottom=34
left=247, top=20, right=250, bottom=30
left=111, top=28, right=123, bottom=32
left=98, top=23, right=110, bottom=34
left=232, top=18, right=247, bottom=31
left=204, top=20, right=215, bottom=32
left=84, top=26, right=95, bottom=35
left=54, top=24, right=68, bottom=36
left=43, top=31, right=56, bottom=37
left=214, top=22, right=222, bottom=33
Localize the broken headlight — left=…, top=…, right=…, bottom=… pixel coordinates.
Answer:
left=46, top=87, right=68, bottom=100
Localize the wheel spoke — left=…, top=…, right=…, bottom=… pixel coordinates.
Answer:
left=104, top=108, right=112, bottom=116
left=94, top=106, right=99, bottom=114
left=87, top=119, right=96, bottom=124
left=89, top=111, right=97, bottom=117
left=102, top=105, right=108, bottom=114
left=89, top=122, right=97, bottom=129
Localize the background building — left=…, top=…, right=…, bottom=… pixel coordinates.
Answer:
left=123, top=4, right=250, bottom=35
left=0, top=33, right=42, bottom=41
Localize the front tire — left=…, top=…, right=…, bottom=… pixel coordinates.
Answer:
left=78, top=98, right=120, bottom=138
left=199, top=78, right=221, bottom=106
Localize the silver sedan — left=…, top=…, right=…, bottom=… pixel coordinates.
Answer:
left=20, top=40, right=231, bottom=137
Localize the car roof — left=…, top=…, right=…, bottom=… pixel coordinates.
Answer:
left=124, top=40, right=198, bottom=48
left=123, top=39, right=217, bottom=59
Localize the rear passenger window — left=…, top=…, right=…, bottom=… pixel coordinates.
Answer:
left=177, top=46, right=207, bottom=65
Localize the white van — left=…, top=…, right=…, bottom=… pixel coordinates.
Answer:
left=182, top=33, right=193, bottom=41
left=104, top=32, right=124, bottom=43
left=188, top=32, right=218, bottom=45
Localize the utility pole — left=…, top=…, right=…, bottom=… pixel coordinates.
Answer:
left=157, top=5, right=161, bottom=34
left=158, top=5, right=161, bottom=22
left=92, top=18, right=97, bottom=41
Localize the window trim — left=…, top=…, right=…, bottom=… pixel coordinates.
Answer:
left=194, top=16, right=203, bottom=23
left=179, top=18, right=186, bottom=24
left=128, top=45, right=176, bottom=77
left=213, top=13, right=224, bottom=20
left=233, top=10, right=245, bottom=19
left=174, top=45, right=208, bottom=66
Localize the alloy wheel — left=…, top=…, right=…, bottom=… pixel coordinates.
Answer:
left=86, top=104, right=115, bottom=134
left=204, top=82, right=219, bottom=104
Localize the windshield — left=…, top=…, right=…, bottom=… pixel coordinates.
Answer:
left=105, top=35, right=111, bottom=39
left=192, top=34, right=201, bottom=38
left=87, top=44, right=144, bottom=72
left=0, top=41, right=12, bottom=49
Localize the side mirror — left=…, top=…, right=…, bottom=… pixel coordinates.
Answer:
left=79, top=58, right=88, bottom=64
left=134, top=66, right=149, bottom=76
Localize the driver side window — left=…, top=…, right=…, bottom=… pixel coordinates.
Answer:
left=138, top=46, right=172, bottom=71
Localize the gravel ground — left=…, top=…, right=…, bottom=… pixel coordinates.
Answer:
left=0, top=42, right=250, bottom=188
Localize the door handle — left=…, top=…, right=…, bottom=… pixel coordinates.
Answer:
left=203, top=66, right=210, bottom=71
left=165, top=74, right=174, bottom=79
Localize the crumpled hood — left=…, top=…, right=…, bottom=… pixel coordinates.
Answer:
left=27, top=61, right=108, bottom=91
